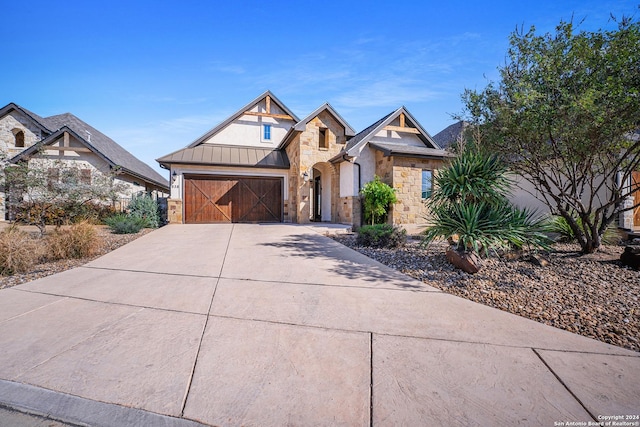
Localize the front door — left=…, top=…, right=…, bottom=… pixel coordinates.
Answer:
left=313, top=175, right=321, bottom=221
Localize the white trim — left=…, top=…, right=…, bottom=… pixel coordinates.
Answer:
left=261, top=123, right=272, bottom=142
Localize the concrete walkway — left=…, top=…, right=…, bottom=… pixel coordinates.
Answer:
left=0, top=224, right=638, bottom=426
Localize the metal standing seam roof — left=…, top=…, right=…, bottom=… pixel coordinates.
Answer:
left=156, top=144, right=290, bottom=169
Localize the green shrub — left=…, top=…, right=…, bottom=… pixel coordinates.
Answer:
left=0, top=225, right=41, bottom=275
left=46, top=221, right=102, bottom=260
left=360, top=176, right=397, bottom=225
left=549, top=215, right=619, bottom=245
left=104, top=214, right=147, bottom=234
left=356, top=224, right=407, bottom=248
left=128, top=194, right=160, bottom=228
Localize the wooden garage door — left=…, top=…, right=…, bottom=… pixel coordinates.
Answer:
left=184, top=176, right=282, bottom=223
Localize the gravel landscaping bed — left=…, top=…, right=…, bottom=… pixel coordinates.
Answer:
left=332, top=234, right=640, bottom=352
left=0, top=226, right=152, bottom=290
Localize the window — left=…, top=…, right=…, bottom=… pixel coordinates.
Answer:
left=421, top=170, right=432, bottom=199
left=14, top=130, right=24, bottom=148
left=47, top=168, right=59, bottom=190
left=80, top=169, right=92, bottom=185
left=319, top=128, right=328, bottom=149
left=263, top=124, right=271, bottom=141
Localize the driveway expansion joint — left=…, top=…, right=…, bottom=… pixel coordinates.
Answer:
left=12, top=289, right=211, bottom=317
left=81, top=265, right=221, bottom=280
left=532, top=348, right=598, bottom=422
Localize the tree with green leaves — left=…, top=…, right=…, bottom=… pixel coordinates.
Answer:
left=360, top=176, right=397, bottom=225
left=462, top=16, right=640, bottom=254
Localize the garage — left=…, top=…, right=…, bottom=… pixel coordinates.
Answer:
left=184, top=175, right=283, bottom=223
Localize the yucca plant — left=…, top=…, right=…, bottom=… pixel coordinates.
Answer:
left=423, top=142, right=551, bottom=261
left=548, top=215, right=619, bottom=245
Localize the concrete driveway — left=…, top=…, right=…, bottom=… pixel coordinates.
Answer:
left=0, top=224, right=638, bottom=426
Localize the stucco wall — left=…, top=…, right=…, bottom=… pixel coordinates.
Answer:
left=369, top=130, right=425, bottom=148
left=203, top=99, right=295, bottom=148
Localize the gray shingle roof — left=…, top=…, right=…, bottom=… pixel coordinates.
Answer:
left=41, top=113, right=169, bottom=189
left=344, top=112, right=394, bottom=152
left=432, top=121, right=467, bottom=149
left=157, top=144, right=290, bottom=169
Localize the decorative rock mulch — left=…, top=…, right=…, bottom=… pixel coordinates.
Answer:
left=332, top=234, right=640, bottom=353
left=0, top=227, right=152, bottom=290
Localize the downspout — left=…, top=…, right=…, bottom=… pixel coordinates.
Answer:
left=342, top=154, right=361, bottom=191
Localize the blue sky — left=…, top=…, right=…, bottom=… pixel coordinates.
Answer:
left=2, top=0, right=636, bottom=176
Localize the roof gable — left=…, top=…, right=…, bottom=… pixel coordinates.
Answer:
left=344, top=106, right=441, bottom=156
left=11, top=112, right=168, bottom=189
left=187, top=91, right=300, bottom=148
left=0, top=103, right=53, bottom=134
left=278, top=102, right=356, bottom=149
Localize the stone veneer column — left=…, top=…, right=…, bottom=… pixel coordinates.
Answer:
left=167, top=199, right=183, bottom=223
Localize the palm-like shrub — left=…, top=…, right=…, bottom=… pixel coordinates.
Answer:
left=423, top=144, right=550, bottom=255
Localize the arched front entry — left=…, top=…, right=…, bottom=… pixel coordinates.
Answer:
left=309, top=162, right=335, bottom=222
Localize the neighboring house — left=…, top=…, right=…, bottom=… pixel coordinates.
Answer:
left=432, top=120, right=469, bottom=150
left=432, top=121, right=640, bottom=231
left=0, top=103, right=170, bottom=220
left=157, top=91, right=450, bottom=227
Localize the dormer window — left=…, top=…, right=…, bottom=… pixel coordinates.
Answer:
left=14, top=130, right=25, bottom=148
left=263, top=124, right=272, bottom=141
left=319, top=127, right=328, bottom=149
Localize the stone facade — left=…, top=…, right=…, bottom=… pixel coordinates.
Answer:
left=337, top=196, right=362, bottom=228
left=374, top=154, right=444, bottom=226
left=0, top=111, right=43, bottom=157
left=167, top=199, right=183, bottom=223
left=286, top=110, right=347, bottom=223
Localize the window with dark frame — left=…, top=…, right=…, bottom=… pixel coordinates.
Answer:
left=80, top=169, right=92, bottom=185
left=319, top=128, right=328, bottom=149
left=263, top=124, right=271, bottom=141
left=14, top=130, right=24, bottom=148
left=47, top=168, right=59, bottom=190
left=421, top=170, right=432, bottom=199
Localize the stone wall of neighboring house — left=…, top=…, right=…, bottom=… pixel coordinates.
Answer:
left=288, top=110, right=347, bottom=223
left=0, top=111, right=44, bottom=158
